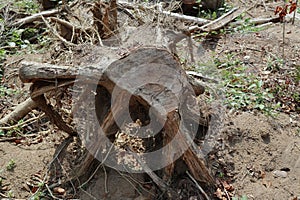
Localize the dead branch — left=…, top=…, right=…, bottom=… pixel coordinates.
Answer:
left=49, top=17, right=78, bottom=31
left=199, top=7, right=244, bottom=32
left=10, top=0, right=79, bottom=27
left=41, top=16, right=77, bottom=46
left=19, top=61, right=205, bottom=97
left=229, top=16, right=280, bottom=27
left=30, top=84, right=76, bottom=136
left=118, top=1, right=211, bottom=25
left=0, top=97, right=37, bottom=126
left=159, top=9, right=211, bottom=25
left=10, top=9, right=59, bottom=27
left=0, top=114, right=43, bottom=131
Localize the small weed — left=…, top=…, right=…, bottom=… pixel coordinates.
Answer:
left=30, top=191, right=46, bottom=200
left=197, top=1, right=232, bottom=19
left=0, top=85, right=19, bottom=97
left=295, top=66, right=300, bottom=83
left=14, top=0, right=39, bottom=14
left=218, top=172, right=224, bottom=178
left=214, top=54, right=278, bottom=114
left=29, top=182, right=46, bottom=200
left=6, top=159, right=16, bottom=171
left=296, top=128, right=300, bottom=136
left=233, top=195, right=248, bottom=200
left=7, top=190, right=14, bottom=198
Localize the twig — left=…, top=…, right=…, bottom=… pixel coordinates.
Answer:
left=158, top=9, right=211, bottom=25
left=41, top=16, right=76, bottom=46
left=261, top=0, right=267, bottom=11
left=48, top=136, right=74, bottom=167
left=118, top=1, right=210, bottom=25
left=49, top=17, right=78, bottom=31
left=0, top=192, right=8, bottom=198
left=78, top=188, right=97, bottom=200
left=224, top=189, right=230, bottom=200
left=229, top=16, right=280, bottom=27
left=0, top=114, right=44, bottom=130
left=130, top=150, right=178, bottom=199
left=79, top=143, right=114, bottom=188
left=199, top=7, right=241, bottom=32
left=0, top=136, right=21, bottom=142
left=292, top=0, right=299, bottom=25
left=186, top=71, right=219, bottom=84
left=103, top=165, right=108, bottom=194
left=186, top=171, right=210, bottom=200
left=282, top=23, right=285, bottom=61
left=10, top=0, right=79, bottom=27
left=10, top=9, right=59, bottom=27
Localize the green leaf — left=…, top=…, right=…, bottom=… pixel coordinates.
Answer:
left=256, top=104, right=265, bottom=110
left=241, top=195, right=248, bottom=200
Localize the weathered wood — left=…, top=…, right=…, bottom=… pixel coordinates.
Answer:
left=30, top=83, right=76, bottom=136
left=0, top=98, right=37, bottom=126
left=19, top=47, right=214, bottom=188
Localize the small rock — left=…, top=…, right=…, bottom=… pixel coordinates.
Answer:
left=272, top=170, right=288, bottom=178
left=244, top=55, right=250, bottom=61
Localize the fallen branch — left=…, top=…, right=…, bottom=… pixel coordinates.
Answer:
left=41, top=16, right=77, bottom=46
left=10, top=0, right=79, bottom=27
left=0, top=97, right=37, bottom=126
left=30, top=85, right=76, bottom=136
left=0, top=114, right=43, bottom=131
left=229, top=16, right=280, bottom=27
left=0, top=136, right=22, bottom=142
left=200, top=7, right=243, bottom=32
left=49, top=17, right=79, bottom=31
left=10, top=9, right=59, bottom=27
left=118, top=1, right=211, bottom=26
left=159, top=9, right=211, bottom=25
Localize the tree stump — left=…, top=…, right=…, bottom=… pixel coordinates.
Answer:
left=19, top=47, right=215, bottom=192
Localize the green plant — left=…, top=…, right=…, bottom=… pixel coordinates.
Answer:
left=232, top=195, right=248, bottom=200
left=295, top=66, right=300, bottom=83
left=215, top=54, right=278, bottom=114
left=30, top=191, right=46, bottom=200
left=14, top=0, right=39, bottom=14
left=6, top=159, right=16, bottom=171
left=0, top=85, right=19, bottom=97
left=7, top=190, right=14, bottom=198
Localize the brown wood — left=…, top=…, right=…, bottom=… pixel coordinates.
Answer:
left=19, top=47, right=215, bottom=192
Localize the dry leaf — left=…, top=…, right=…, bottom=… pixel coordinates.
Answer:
left=222, top=181, right=234, bottom=192
left=214, top=188, right=223, bottom=199
left=53, top=187, right=66, bottom=194
left=262, top=179, right=272, bottom=188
